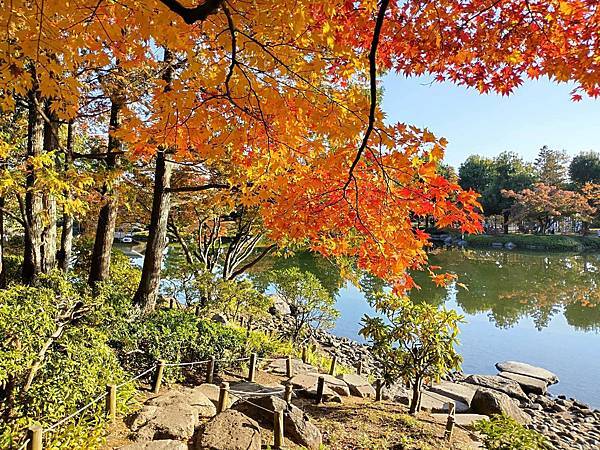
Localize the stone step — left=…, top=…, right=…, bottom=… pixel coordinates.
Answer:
left=498, top=371, right=548, bottom=395
left=431, top=413, right=489, bottom=427
left=429, top=381, right=478, bottom=406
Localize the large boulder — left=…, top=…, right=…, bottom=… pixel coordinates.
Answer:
left=195, top=410, right=261, bottom=450
left=130, top=390, right=216, bottom=441
left=471, top=388, right=531, bottom=425
left=463, top=374, right=528, bottom=402
left=130, top=403, right=198, bottom=441
left=119, top=441, right=188, bottom=450
left=337, top=374, right=376, bottom=398
left=234, top=395, right=322, bottom=449
left=498, top=371, right=548, bottom=395
left=147, top=389, right=217, bottom=418
left=303, top=385, right=342, bottom=403
left=495, top=361, right=559, bottom=385
left=289, top=373, right=319, bottom=391
left=428, top=381, right=477, bottom=406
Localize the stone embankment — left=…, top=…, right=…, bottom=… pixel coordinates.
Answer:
left=261, top=309, right=600, bottom=450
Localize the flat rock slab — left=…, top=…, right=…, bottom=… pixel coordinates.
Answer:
left=336, top=374, right=375, bottom=398
left=130, top=403, right=198, bottom=442
left=309, top=373, right=350, bottom=396
left=420, top=391, right=469, bottom=413
left=265, top=358, right=317, bottom=375
left=119, top=441, right=188, bottom=450
left=303, top=385, right=342, bottom=403
left=431, top=413, right=489, bottom=427
left=428, top=381, right=477, bottom=406
left=196, top=410, right=261, bottom=450
left=228, top=381, right=285, bottom=397
left=194, top=384, right=236, bottom=408
left=289, top=373, right=319, bottom=391
left=498, top=371, right=548, bottom=395
left=495, top=361, right=558, bottom=385
left=463, top=374, right=528, bottom=402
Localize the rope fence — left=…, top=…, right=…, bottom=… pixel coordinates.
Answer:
left=16, top=347, right=459, bottom=449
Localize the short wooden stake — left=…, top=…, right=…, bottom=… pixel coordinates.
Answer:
left=152, top=361, right=165, bottom=394
left=194, top=305, right=200, bottom=316
left=328, top=355, right=337, bottom=376
left=356, top=360, right=363, bottom=376
left=27, top=425, right=43, bottom=450
left=169, top=298, right=175, bottom=309
left=218, top=382, right=230, bottom=413
left=301, top=346, right=307, bottom=364
left=444, top=402, right=456, bottom=441
left=106, top=384, right=117, bottom=422
left=375, top=378, right=383, bottom=402
left=206, top=356, right=215, bottom=384
left=248, top=353, right=257, bottom=382
left=286, top=355, right=293, bottom=378
left=316, top=376, right=325, bottom=404
left=273, top=409, right=284, bottom=449
left=284, top=383, right=293, bottom=404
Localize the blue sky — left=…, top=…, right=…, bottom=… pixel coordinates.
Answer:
left=381, top=74, right=600, bottom=168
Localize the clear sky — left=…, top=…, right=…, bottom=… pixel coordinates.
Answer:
left=381, top=74, right=600, bottom=169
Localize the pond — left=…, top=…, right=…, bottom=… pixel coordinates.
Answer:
left=251, top=248, right=600, bottom=408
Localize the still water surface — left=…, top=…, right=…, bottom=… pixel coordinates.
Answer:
left=252, top=249, right=600, bottom=408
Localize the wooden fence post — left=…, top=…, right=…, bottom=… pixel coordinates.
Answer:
left=27, top=425, right=43, bottom=450
left=273, top=409, right=284, bottom=449
left=194, top=305, right=200, bottom=316
left=152, top=361, right=165, bottom=394
left=106, top=384, right=117, bottom=422
left=286, top=355, right=293, bottom=378
left=284, top=382, right=293, bottom=404
left=169, top=298, right=175, bottom=309
left=328, top=355, right=337, bottom=376
left=444, top=402, right=456, bottom=441
left=316, top=376, right=325, bottom=404
left=218, top=382, right=230, bottom=413
left=375, top=378, right=383, bottom=401
left=248, top=353, right=257, bottom=382
left=301, top=346, right=307, bottom=364
left=356, top=360, right=363, bottom=376
left=206, top=356, right=215, bottom=384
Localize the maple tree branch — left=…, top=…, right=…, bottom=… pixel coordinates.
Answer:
left=222, top=2, right=237, bottom=96
left=344, top=0, right=390, bottom=191
left=158, top=0, right=223, bottom=24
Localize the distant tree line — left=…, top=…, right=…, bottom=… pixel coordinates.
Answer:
left=457, top=148, right=600, bottom=234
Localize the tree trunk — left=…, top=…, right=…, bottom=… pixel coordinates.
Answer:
left=40, top=109, right=58, bottom=272
left=58, top=121, right=75, bottom=272
left=88, top=97, right=122, bottom=286
left=133, top=149, right=173, bottom=313
left=502, top=210, right=510, bottom=234
left=22, top=89, right=45, bottom=284
left=409, top=376, right=423, bottom=415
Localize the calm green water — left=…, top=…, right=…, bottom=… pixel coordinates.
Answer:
left=252, top=249, right=600, bottom=408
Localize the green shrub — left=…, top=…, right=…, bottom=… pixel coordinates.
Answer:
left=0, top=272, right=135, bottom=448
left=474, top=415, right=549, bottom=450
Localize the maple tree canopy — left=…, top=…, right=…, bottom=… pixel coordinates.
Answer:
left=1, top=0, right=598, bottom=293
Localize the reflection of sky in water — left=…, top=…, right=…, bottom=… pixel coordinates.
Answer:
left=333, top=279, right=600, bottom=408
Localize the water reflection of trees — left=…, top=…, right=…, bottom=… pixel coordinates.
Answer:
left=248, top=251, right=344, bottom=299
left=410, top=249, right=600, bottom=331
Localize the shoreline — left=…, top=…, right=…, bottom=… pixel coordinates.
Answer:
left=261, top=313, right=600, bottom=450
left=433, top=232, right=600, bottom=252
